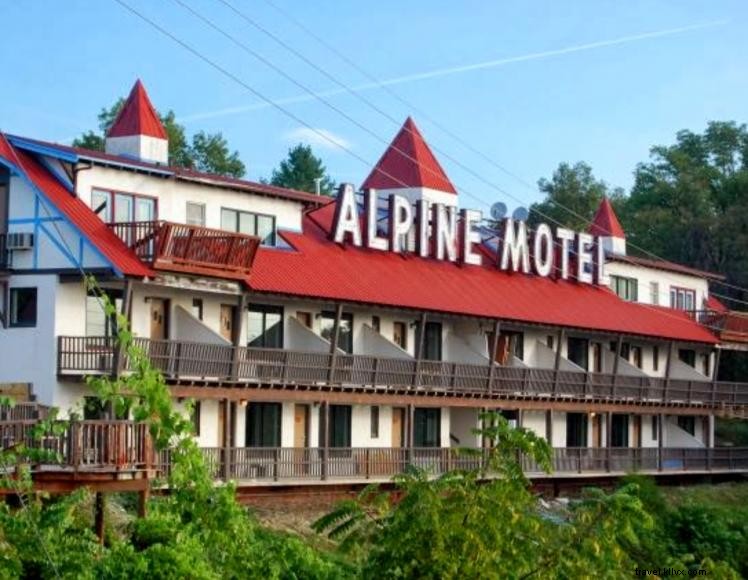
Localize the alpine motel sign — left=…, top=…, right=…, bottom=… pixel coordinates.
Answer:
left=331, top=185, right=609, bottom=286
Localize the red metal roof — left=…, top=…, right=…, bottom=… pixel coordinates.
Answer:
left=247, top=202, right=717, bottom=344
left=590, top=197, right=625, bottom=238
left=0, top=134, right=151, bottom=277
left=106, top=80, right=168, bottom=139
left=8, top=135, right=326, bottom=206
left=608, top=254, right=725, bottom=280
left=706, top=295, right=728, bottom=313
left=361, top=117, right=457, bottom=193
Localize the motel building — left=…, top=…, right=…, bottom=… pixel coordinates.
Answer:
left=1, top=80, right=748, bottom=487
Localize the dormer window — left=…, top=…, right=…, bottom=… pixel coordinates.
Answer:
left=220, top=207, right=276, bottom=246
left=670, top=287, right=695, bottom=311
left=91, top=188, right=156, bottom=224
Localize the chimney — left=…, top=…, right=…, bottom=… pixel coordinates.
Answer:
left=104, top=80, right=169, bottom=165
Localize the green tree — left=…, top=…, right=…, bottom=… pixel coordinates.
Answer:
left=269, top=144, right=335, bottom=195
left=73, top=100, right=245, bottom=178
left=621, top=122, right=748, bottom=302
left=529, top=161, right=625, bottom=231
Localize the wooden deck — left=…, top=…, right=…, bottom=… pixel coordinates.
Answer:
left=58, top=336, right=748, bottom=414
left=0, top=419, right=153, bottom=493
left=157, top=446, right=748, bottom=485
left=107, top=220, right=260, bottom=279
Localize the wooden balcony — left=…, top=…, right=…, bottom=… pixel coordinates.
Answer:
left=0, top=419, right=154, bottom=475
left=157, top=446, right=748, bottom=483
left=107, top=221, right=260, bottom=279
left=58, top=336, right=748, bottom=411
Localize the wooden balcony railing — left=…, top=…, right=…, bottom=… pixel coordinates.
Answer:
left=0, top=403, right=51, bottom=421
left=0, top=420, right=152, bottom=472
left=107, top=221, right=261, bottom=279
left=58, top=336, right=748, bottom=408
left=156, top=446, right=748, bottom=482
left=0, top=233, right=8, bottom=270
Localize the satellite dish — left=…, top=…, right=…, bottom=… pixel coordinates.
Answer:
left=512, top=206, right=529, bottom=221
left=490, top=202, right=508, bottom=221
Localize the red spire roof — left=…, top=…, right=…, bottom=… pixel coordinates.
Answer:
left=590, top=197, right=625, bottom=238
left=106, top=80, right=167, bottom=140
left=362, top=117, right=456, bottom=193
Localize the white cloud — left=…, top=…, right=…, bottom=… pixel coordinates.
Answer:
left=283, top=127, right=350, bottom=151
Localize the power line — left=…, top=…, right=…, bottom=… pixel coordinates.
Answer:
left=111, top=0, right=748, bottom=340
left=254, top=0, right=748, bottom=302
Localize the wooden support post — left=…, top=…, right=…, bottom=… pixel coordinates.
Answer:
left=413, top=312, right=428, bottom=389
left=711, top=348, right=721, bottom=405
left=611, top=335, right=623, bottom=398
left=545, top=410, right=553, bottom=445
left=664, top=341, right=675, bottom=401
left=517, top=408, right=523, bottom=429
left=222, top=398, right=231, bottom=480
left=552, top=328, right=565, bottom=394
left=321, top=402, right=329, bottom=480
left=487, top=320, right=501, bottom=393
left=94, top=492, right=105, bottom=544
left=704, top=415, right=712, bottom=471
left=137, top=487, right=150, bottom=519
left=657, top=413, right=664, bottom=472
left=406, top=404, right=415, bottom=463
left=231, top=293, right=249, bottom=381
left=636, top=415, right=643, bottom=449
left=328, top=303, right=343, bottom=383
left=112, top=279, right=134, bottom=379
left=605, top=412, right=612, bottom=473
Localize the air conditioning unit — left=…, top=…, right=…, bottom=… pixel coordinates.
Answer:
left=6, top=232, right=34, bottom=250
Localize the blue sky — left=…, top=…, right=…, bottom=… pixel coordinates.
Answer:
left=1, top=0, right=745, bottom=212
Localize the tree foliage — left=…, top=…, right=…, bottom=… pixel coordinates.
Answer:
left=268, top=144, right=335, bottom=195
left=73, top=99, right=245, bottom=178
left=529, top=161, right=625, bottom=231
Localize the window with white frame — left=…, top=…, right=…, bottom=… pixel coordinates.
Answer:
left=610, top=275, right=638, bottom=302
left=670, top=287, right=696, bottom=311
left=650, top=281, right=659, bottom=305
left=220, top=208, right=276, bottom=246
left=186, top=202, right=206, bottom=226
left=91, top=189, right=156, bottom=223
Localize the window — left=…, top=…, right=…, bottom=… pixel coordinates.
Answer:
left=9, top=288, right=37, bottom=327
left=321, top=311, right=353, bottom=354
left=191, top=298, right=204, bottom=321
left=488, top=330, right=524, bottom=364
left=566, top=413, right=588, bottom=447
left=414, top=408, right=441, bottom=447
left=393, top=321, right=407, bottom=350
left=701, top=353, right=710, bottom=377
left=392, top=322, right=408, bottom=350
left=677, top=416, right=696, bottom=436
left=546, top=335, right=554, bottom=350
left=86, top=289, right=122, bottom=337
left=650, top=281, right=660, bottom=305
left=83, top=396, right=107, bottom=420
left=670, top=287, right=696, bottom=311
left=221, top=208, right=276, bottom=246
left=610, top=414, right=629, bottom=447
left=416, top=321, right=442, bottom=361
left=631, top=345, right=643, bottom=369
left=186, top=202, right=206, bottom=226
left=591, top=342, right=603, bottom=373
left=567, top=337, right=589, bottom=371
left=327, top=405, right=352, bottom=447
left=652, top=415, right=659, bottom=441
left=296, top=311, right=312, bottom=328
left=91, top=188, right=156, bottom=224
left=678, top=349, right=696, bottom=368
left=246, top=403, right=281, bottom=447
left=370, top=406, right=380, bottom=439
left=653, top=346, right=659, bottom=371
left=610, top=275, right=638, bottom=302
left=191, top=401, right=201, bottom=436
left=371, top=316, right=380, bottom=333
left=247, top=305, right=284, bottom=348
